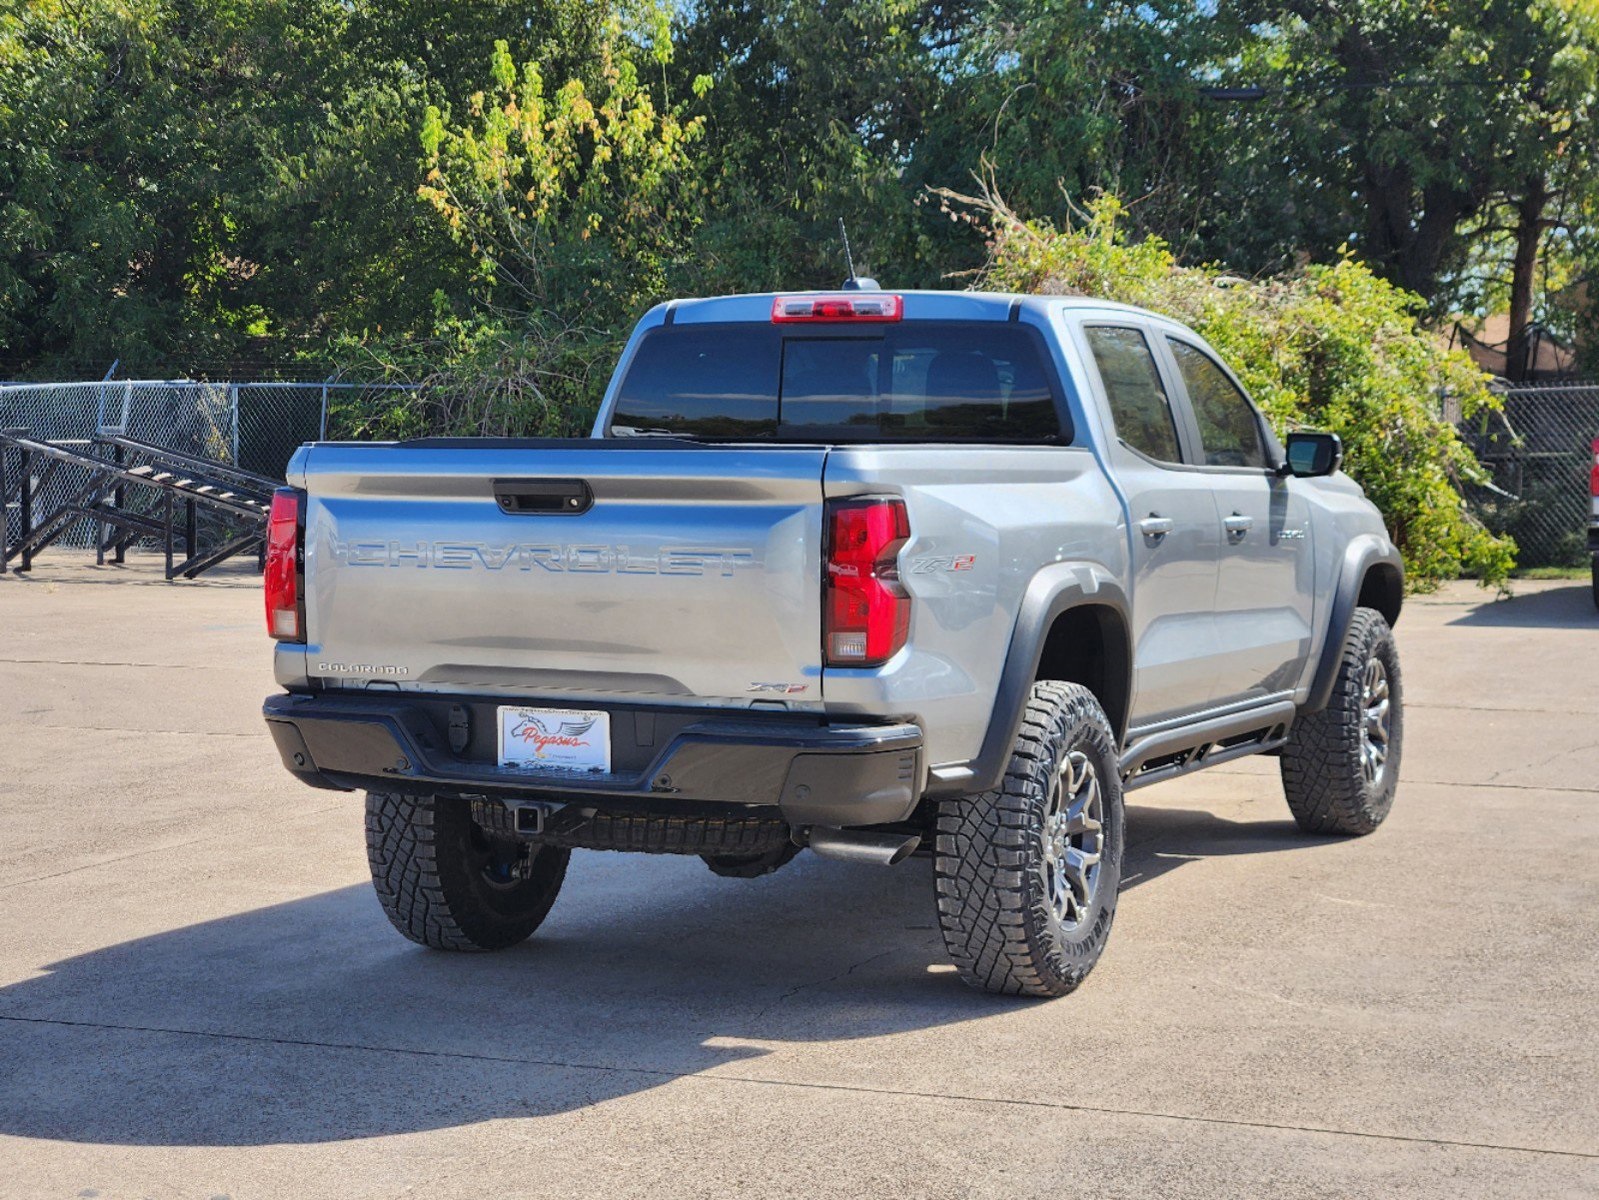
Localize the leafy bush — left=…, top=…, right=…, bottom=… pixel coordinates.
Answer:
left=326, top=309, right=613, bottom=440
left=948, top=188, right=1516, bottom=590
left=367, top=15, right=711, bottom=437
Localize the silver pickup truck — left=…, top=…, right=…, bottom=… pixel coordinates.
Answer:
left=262, top=289, right=1405, bottom=997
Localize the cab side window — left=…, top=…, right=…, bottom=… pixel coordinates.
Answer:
left=1167, top=339, right=1268, bottom=469
left=1084, top=326, right=1183, bottom=463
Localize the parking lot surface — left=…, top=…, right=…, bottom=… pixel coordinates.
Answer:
left=0, top=556, right=1595, bottom=1198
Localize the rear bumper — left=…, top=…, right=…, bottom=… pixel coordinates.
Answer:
left=263, top=692, right=922, bottom=827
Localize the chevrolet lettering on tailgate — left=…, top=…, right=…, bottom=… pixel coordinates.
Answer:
left=329, top=540, right=757, bottom=575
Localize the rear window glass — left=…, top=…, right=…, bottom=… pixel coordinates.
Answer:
left=610, top=321, right=1068, bottom=443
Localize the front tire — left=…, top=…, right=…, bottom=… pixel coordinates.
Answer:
left=934, top=681, right=1124, bottom=998
left=1280, top=607, right=1403, bottom=836
left=365, top=791, right=569, bottom=950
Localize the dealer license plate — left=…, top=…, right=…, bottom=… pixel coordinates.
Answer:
left=497, top=706, right=611, bottom=773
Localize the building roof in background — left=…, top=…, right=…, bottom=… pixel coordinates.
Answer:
left=1451, top=316, right=1578, bottom=381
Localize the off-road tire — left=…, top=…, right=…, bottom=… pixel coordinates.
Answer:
left=1591, top=555, right=1598, bottom=612
left=1281, top=607, right=1403, bottom=836
left=934, top=681, right=1124, bottom=998
left=366, top=791, right=569, bottom=950
left=701, top=843, right=802, bottom=878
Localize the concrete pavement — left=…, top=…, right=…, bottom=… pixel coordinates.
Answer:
left=0, top=557, right=1595, bottom=1198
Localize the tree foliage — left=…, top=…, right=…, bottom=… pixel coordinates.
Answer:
left=1220, top=0, right=1599, bottom=325
left=0, top=0, right=242, bottom=370
left=955, top=188, right=1515, bottom=588
left=407, top=16, right=710, bottom=434
left=419, top=27, right=708, bottom=321
left=0, top=0, right=617, bottom=376
left=7, top=0, right=1597, bottom=376
left=928, top=2, right=1253, bottom=260
left=671, top=0, right=969, bottom=291
left=8, top=0, right=1599, bottom=580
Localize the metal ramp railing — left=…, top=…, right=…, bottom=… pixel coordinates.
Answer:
left=1, top=427, right=278, bottom=579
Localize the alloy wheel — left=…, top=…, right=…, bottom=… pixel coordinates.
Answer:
left=1042, top=749, right=1105, bottom=931
left=1360, top=657, right=1392, bottom=788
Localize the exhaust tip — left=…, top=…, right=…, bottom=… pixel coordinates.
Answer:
left=806, top=826, right=921, bottom=867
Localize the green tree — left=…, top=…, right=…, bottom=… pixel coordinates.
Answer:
left=1220, top=0, right=1599, bottom=327
left=954, top=187, right=1515, bottom=588
left=255, top=0, right=622, bottom=351
left=1475, top=0, right=1599, bottom=378
left=408, top=16, right=710, bottom=433
left=0, top=0, right=622, bottom=377
left=928, top=2, right=1255, bottom=262
left=0, top=0, right=241, bottom=372
left=674, top=0, right=971, bottom=291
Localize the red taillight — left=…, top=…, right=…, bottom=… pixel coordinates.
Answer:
left=1591, top=437, right=1598, bottom=497
left=772, top=293, right=903, bottom=323
left=264, top=488, right=303, bottom=642
left=825, top=498, right=911, bottom=667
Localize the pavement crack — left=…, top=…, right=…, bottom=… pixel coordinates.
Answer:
left=758, top=950, right=894, bottom=1019
left=1483, top=738, right=1599, bottom=785
left=1432, top=780, right=1599, bottom=795
left=0, top=1011, right=1593, bottom=1162
left=1406, top=702, right=1596, bottom=716
left=1208, top=768, right=1598, bottom=796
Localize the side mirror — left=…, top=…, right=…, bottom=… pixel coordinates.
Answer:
left=1282, top=431, right=1343, bottom=478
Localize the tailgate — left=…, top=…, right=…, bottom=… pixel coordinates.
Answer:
left=296, top=442, right=826, bottom=706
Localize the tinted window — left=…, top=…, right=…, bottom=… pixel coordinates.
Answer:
left=1085, top=326, right=1182, bottom=463
left=611, top=325, right=782, bottom=438
left=611, top=321, right=1066, bottom=442
left=1168, top=340, right=1268, bottom=469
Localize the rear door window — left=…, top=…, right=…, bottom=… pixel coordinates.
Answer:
left=610, top=321, right=1067, bottom=443
left=1084, top=326, right=1184, bottom=463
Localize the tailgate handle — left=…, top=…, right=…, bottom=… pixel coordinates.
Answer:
left=493, top=478, right=593, bottom=515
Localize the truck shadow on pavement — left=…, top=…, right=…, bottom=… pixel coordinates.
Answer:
left=0, top=805, right=1317, bottom=1148
left=1447, top=582, right=1594, bottom=628
left=1120, top=803, right=1332, bottom=891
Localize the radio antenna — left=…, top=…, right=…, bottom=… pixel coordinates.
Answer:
left=838, top=219, right=879, bottom=290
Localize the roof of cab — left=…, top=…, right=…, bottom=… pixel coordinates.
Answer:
left=658, top=289, right=1185, bottom=330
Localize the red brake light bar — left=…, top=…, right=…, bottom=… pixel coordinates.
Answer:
left=772, top=293, right=903, bottom=323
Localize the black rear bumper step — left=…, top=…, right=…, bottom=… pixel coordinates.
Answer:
left=263, top=692, right=923, bottom=827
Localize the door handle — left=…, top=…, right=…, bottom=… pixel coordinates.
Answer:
left=1138, top=515, right=1175, bottom=539
left=1224, top=512, right=1254, bottom=539
left=493, top=478, right=593, bottom=515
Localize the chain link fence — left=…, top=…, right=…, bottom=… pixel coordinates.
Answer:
left=1, top=379, right=415, bottom=551
left=10, top=375, right=1596, bottom=570
left=1459, top=382, right=1599, bottom=569
left=0, top=380, right=234, bottom=459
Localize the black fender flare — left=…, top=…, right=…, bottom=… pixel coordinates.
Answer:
left=1303, top=535, right=1404, bottom=714
left=961, top=561, right=1131, bottom=796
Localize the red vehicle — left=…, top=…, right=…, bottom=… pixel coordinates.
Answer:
left=1590, top=437, right=1598, bottom=608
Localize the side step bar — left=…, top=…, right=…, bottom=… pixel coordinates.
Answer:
left=1119, top=700, right=1296, bottom=791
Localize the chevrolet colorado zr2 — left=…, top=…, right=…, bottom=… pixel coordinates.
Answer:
left=261, top=288, right=1405, bottom=997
